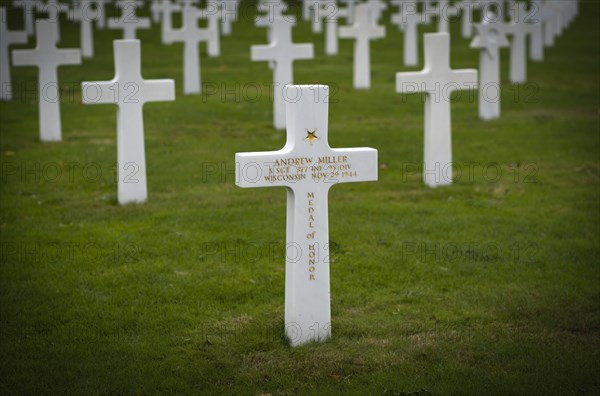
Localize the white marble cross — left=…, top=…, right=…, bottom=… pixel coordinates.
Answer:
left=93, top=0, right=110, bottom=29
left=540, top=0, right=558, bottom=46
left=38, top=0, right=68, bottom=42
left=108, top=0, right=150, bottom=39
left=301, top=0, right=311, bottom=21
left=0, top=7, right=28, bottom=101
left=339, top=3, right=385, bottom=89
left=436, top=0, right=460, bottom=33
left=391, top=1, right=428, bottom=66
left=235, top=84, right=378, bottom=347
left=310, top=0, right=330, bottom=34
left=527, top=0, right=544, bottom=61
left=255, top=1, right=295, bottom=43
left=70, top=0, right=100, bottom=58
left=251, top=18, right=314, bottom=130
left=81, top=40, right=175, bottom=205
left=153, top=0, right=181, bottom=45
left=12, top=19, right=81, bottom=141
left=218, top=0, right=239, bottom=36
left=367, top=0, right=387, bottom=24
left=150, top=0, right=161, bottom=22
left=506, top=2, right=538, bottom=83
left=324, top=0, right=340, bottom=55
left=459, top=0, right=479, bottom=38
left=13, top=0, right=40, bottom=36
left=470, top=13, right=510, bottom=120
left=200, top=5, right=221, bottom=58
left=396, top=33, right=477, bottom=187
left=165, top=2, right=215, bottom=94
left=339, top=0, right=359, bottom=23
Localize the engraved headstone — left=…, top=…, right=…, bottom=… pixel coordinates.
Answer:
left=396, top=33, right=477, bottom=187
left=251, top=18, right=314, bottom=130
left=0, top=7, right=28, bottom=101
left=235, top=84, right=378, bottom=347
left=165, top=2, right=215, bottom=94
left=81, top=40, right=175, bottom=205
left=12, top=19, right=81, bottom=141
left=470, top=12, right=510, bottom=120
left=108, top=0, right=150, bottom=40
left=339, top=3, right=385, bottom=89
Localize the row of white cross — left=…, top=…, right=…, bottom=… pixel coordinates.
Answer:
left=1, top=0, right=578, bottom=189
left=1, top=0, right=580, bottom=347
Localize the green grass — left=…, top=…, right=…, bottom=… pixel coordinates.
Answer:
left=1, top=1, right=599, bottom=395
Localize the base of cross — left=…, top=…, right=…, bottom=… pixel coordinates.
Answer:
left=235, top=84, right=378, bottom=347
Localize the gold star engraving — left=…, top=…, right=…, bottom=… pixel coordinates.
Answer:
left=305, top=129, right=319, bottom=145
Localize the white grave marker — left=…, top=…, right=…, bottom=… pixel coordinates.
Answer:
left=310, top=0, right=330, bottom=34
left=218, top=0, right=239, bottom=36
left=38, top=0, right=68, bottom=42
left=0, top=7, right=28, bottom=101
left=71, top=0, right=100, bottom=58
left=367, top=0, right=387, bottom=24
left=200, top=5, right=221, bottom=58
left=302, top=0, right=312, bottom=21
left=251, top=19, right=314, bottom=130
left=506, top=2, right=537, bottom=83
left=339, top=3, right=385, bottom=89
left=340, top=0, right=359, bottom=23
left=165, top=2, right=216, bottom=94
left=235, top=84, right=378, bottom=347
left=256, top=0, right=292, bottom=40
left=93, top=0, right=110, bottom=29
left=108, top=0, right=150, bottom=40
left=436, top=0, right=459, bottom=33
left=396, top=33, right=477, bottom=187
left=13, top=0, right=40, bottom=36
left=541, top=0, right=557, bottom=46
left=153, top=0, right=181, bottom=45
left=470, top=13, right=510, bottom=120
left=12, top=19, right=81, bottom=141
left=150, top=0, right=161, bottom=22
left=459, top=0, right=479, bottom=38
left=81, top=40, right=175, bottom=205
left=527, top=0, right=544, bottom=61
left=391, top=1, right=428, bottom=66
left=324, top=0, right=340, bottom=55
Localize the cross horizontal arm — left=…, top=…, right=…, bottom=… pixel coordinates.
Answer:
left=81, top=80, right=120, bottom=104
left=236, top=150, right=301, bottom=189
left=142, top=79, right=176, bottom=103
left=11, top=49, right=39, bottom=66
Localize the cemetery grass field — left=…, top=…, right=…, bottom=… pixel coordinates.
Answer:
left=1, top=1, right=599, bottom=394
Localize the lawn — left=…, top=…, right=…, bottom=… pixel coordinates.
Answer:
left=0, top=0, right=599, bottom=395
